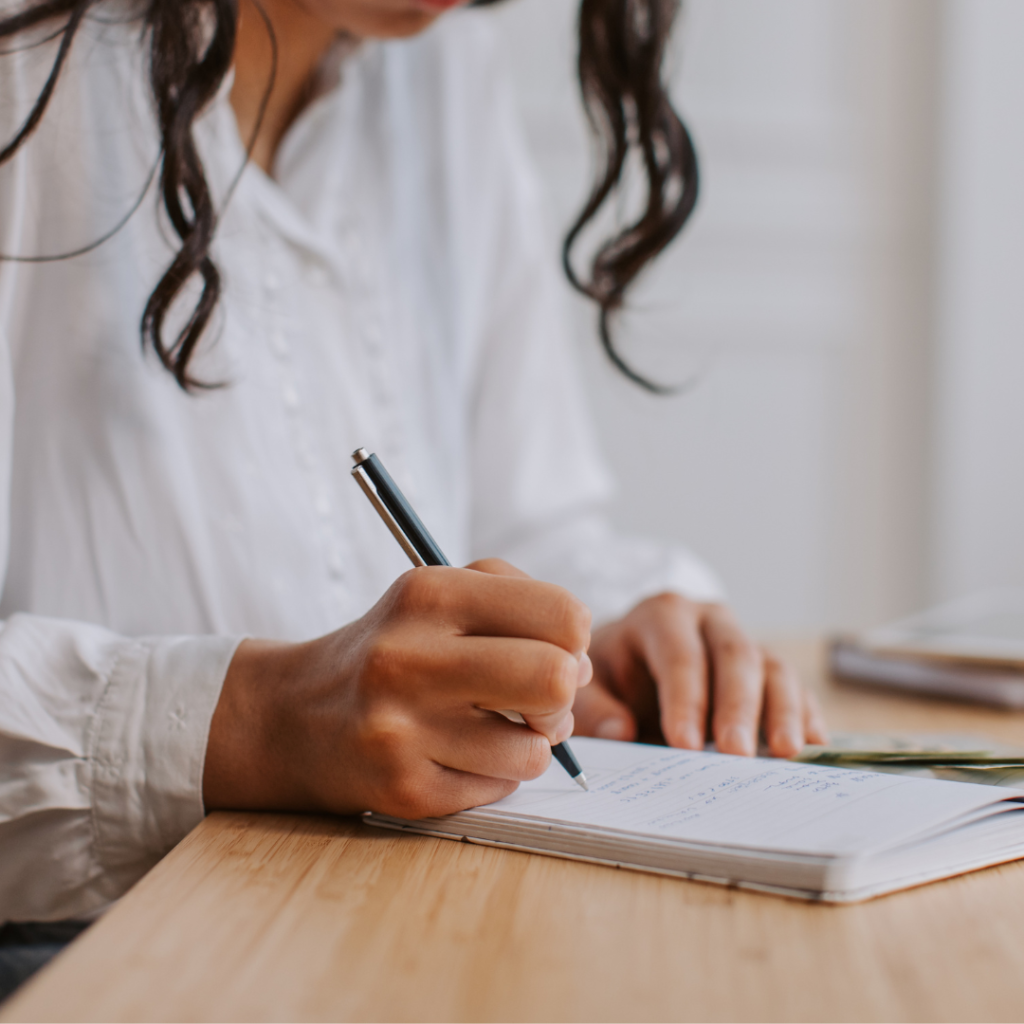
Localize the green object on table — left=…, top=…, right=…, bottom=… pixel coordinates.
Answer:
left=795, top=732, right=1024, bottom=789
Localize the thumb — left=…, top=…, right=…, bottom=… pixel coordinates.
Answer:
left=572, top=679, right=637, bottom=743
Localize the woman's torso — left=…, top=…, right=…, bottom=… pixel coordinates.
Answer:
left=0, top=9, right=516, bottom=641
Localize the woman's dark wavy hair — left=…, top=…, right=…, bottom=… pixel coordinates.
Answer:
left=0, top=0, right=697, bottom=392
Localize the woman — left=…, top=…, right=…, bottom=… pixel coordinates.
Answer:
left=0, top=0, right=826, bottom=928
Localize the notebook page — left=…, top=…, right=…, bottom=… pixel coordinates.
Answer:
left=479, top=738, right=1014, bottom=857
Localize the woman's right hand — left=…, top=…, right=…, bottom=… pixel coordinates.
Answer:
left=203, top=560, right=593, bottom=819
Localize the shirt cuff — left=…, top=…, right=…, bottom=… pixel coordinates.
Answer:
left=88, top=634, right=242, bottom=902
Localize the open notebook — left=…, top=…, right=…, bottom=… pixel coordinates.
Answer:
left=365, top=737, right=1024, bottom=902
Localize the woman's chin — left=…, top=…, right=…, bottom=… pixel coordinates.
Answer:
left=299, top=0, right=465, bottom=40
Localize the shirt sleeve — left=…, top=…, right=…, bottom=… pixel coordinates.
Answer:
left=0, top=42, right=239, bottom=925
left=0, top=617, right=239, bottom=923
left=463, top=19, right=724, bottom=625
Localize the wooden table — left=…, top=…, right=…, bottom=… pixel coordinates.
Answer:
left=8, top=640, right=1024, bottom=1023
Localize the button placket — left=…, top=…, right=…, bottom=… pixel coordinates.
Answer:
left=345, top=225, right=413, bottom=506
left=262, top=251, right=351, bottom=609
left=270, top=327, right=290, bottom=359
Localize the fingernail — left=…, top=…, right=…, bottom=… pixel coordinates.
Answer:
left=596, top=718, right=630, bottom=740
left=577, top=653, right=593, bottom=687
left=771, top=729, right=802, bottom=757
left=720, top=725, right=754, bottom=756
left=681, top=724, right=704, bottom=750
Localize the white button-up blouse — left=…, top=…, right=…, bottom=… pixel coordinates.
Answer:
left=0, top=6, right=722, bottom=921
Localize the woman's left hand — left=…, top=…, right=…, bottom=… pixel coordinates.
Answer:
left=572, top=593, right=828, bottom=758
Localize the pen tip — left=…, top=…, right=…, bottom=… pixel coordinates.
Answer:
left=575, top=774, right=589, bottom=792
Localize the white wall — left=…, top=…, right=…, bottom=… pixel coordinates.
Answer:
left=490, top=0, right=945, bottom=632
left=930, top=0, right=1024, bottom=601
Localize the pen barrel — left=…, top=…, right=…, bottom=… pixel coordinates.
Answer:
left=359, top=453, right=450, bottom=567
left=503, top=712, right=585, bottom=782
left=551, top=741, right=585, bottom=780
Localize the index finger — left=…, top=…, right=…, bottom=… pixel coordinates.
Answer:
left=466, top=557, right=532, bottom=580
left=388, top=566, right=592, bottom=656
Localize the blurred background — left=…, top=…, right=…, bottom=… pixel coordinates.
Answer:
left=488, top=0, right=1024, bottom=634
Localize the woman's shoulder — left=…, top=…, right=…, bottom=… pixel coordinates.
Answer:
left=0, top=3, right=151, bottom=149
left=0, top=4, right=158, bottom=267
left=0, top=6, right=56, bottom=145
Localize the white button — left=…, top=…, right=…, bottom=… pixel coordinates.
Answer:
left=364, top=319, right=382, bottom=345
left=264, top=271, right=282, bottom=291
left=282, top=385, right=299, bottom=411
left=314, top=494, right=331, bottom=517
left=270, top=330, right=289, bottom=358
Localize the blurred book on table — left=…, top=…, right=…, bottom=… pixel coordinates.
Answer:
left=830, top=590, right=1024, bottom=709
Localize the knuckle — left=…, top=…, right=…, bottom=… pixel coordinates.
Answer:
left=677, top=691, right=708, bottom=719
left=362, top=634, right=407, bottom=687
left=386, top=570, right=420, bottom=615
left=357, top=706, right=413, bottom=756
left=716, top=635, right=758, bottom=665
left=385, top=774, right=435, bottom=820
left=764, top=652, right=796, bottom=685
left=648, top=591, right=693, bottom=617
left=521, top=737, right=552, bottom=781
left=389, top=567, right=445, bottom=616
left=539, top=650, right=577, bottom=707
left=552, top=589, right=592, bottom=649
left=468, top=557, right=518, bottom=577
left=717, top=682, right=760, bottom=713
left=663, top=643, right=704, bottom=676
left=491, top=779, right=521, bottom=803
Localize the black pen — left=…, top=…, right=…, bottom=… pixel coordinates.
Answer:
left=351, top=448, right=589, bottom=791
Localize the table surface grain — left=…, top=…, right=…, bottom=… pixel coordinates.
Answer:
left=7, top=640, right=1024, bottom=1023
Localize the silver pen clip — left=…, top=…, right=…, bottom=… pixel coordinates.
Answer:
left=351, top=462, right=427, bottom=568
